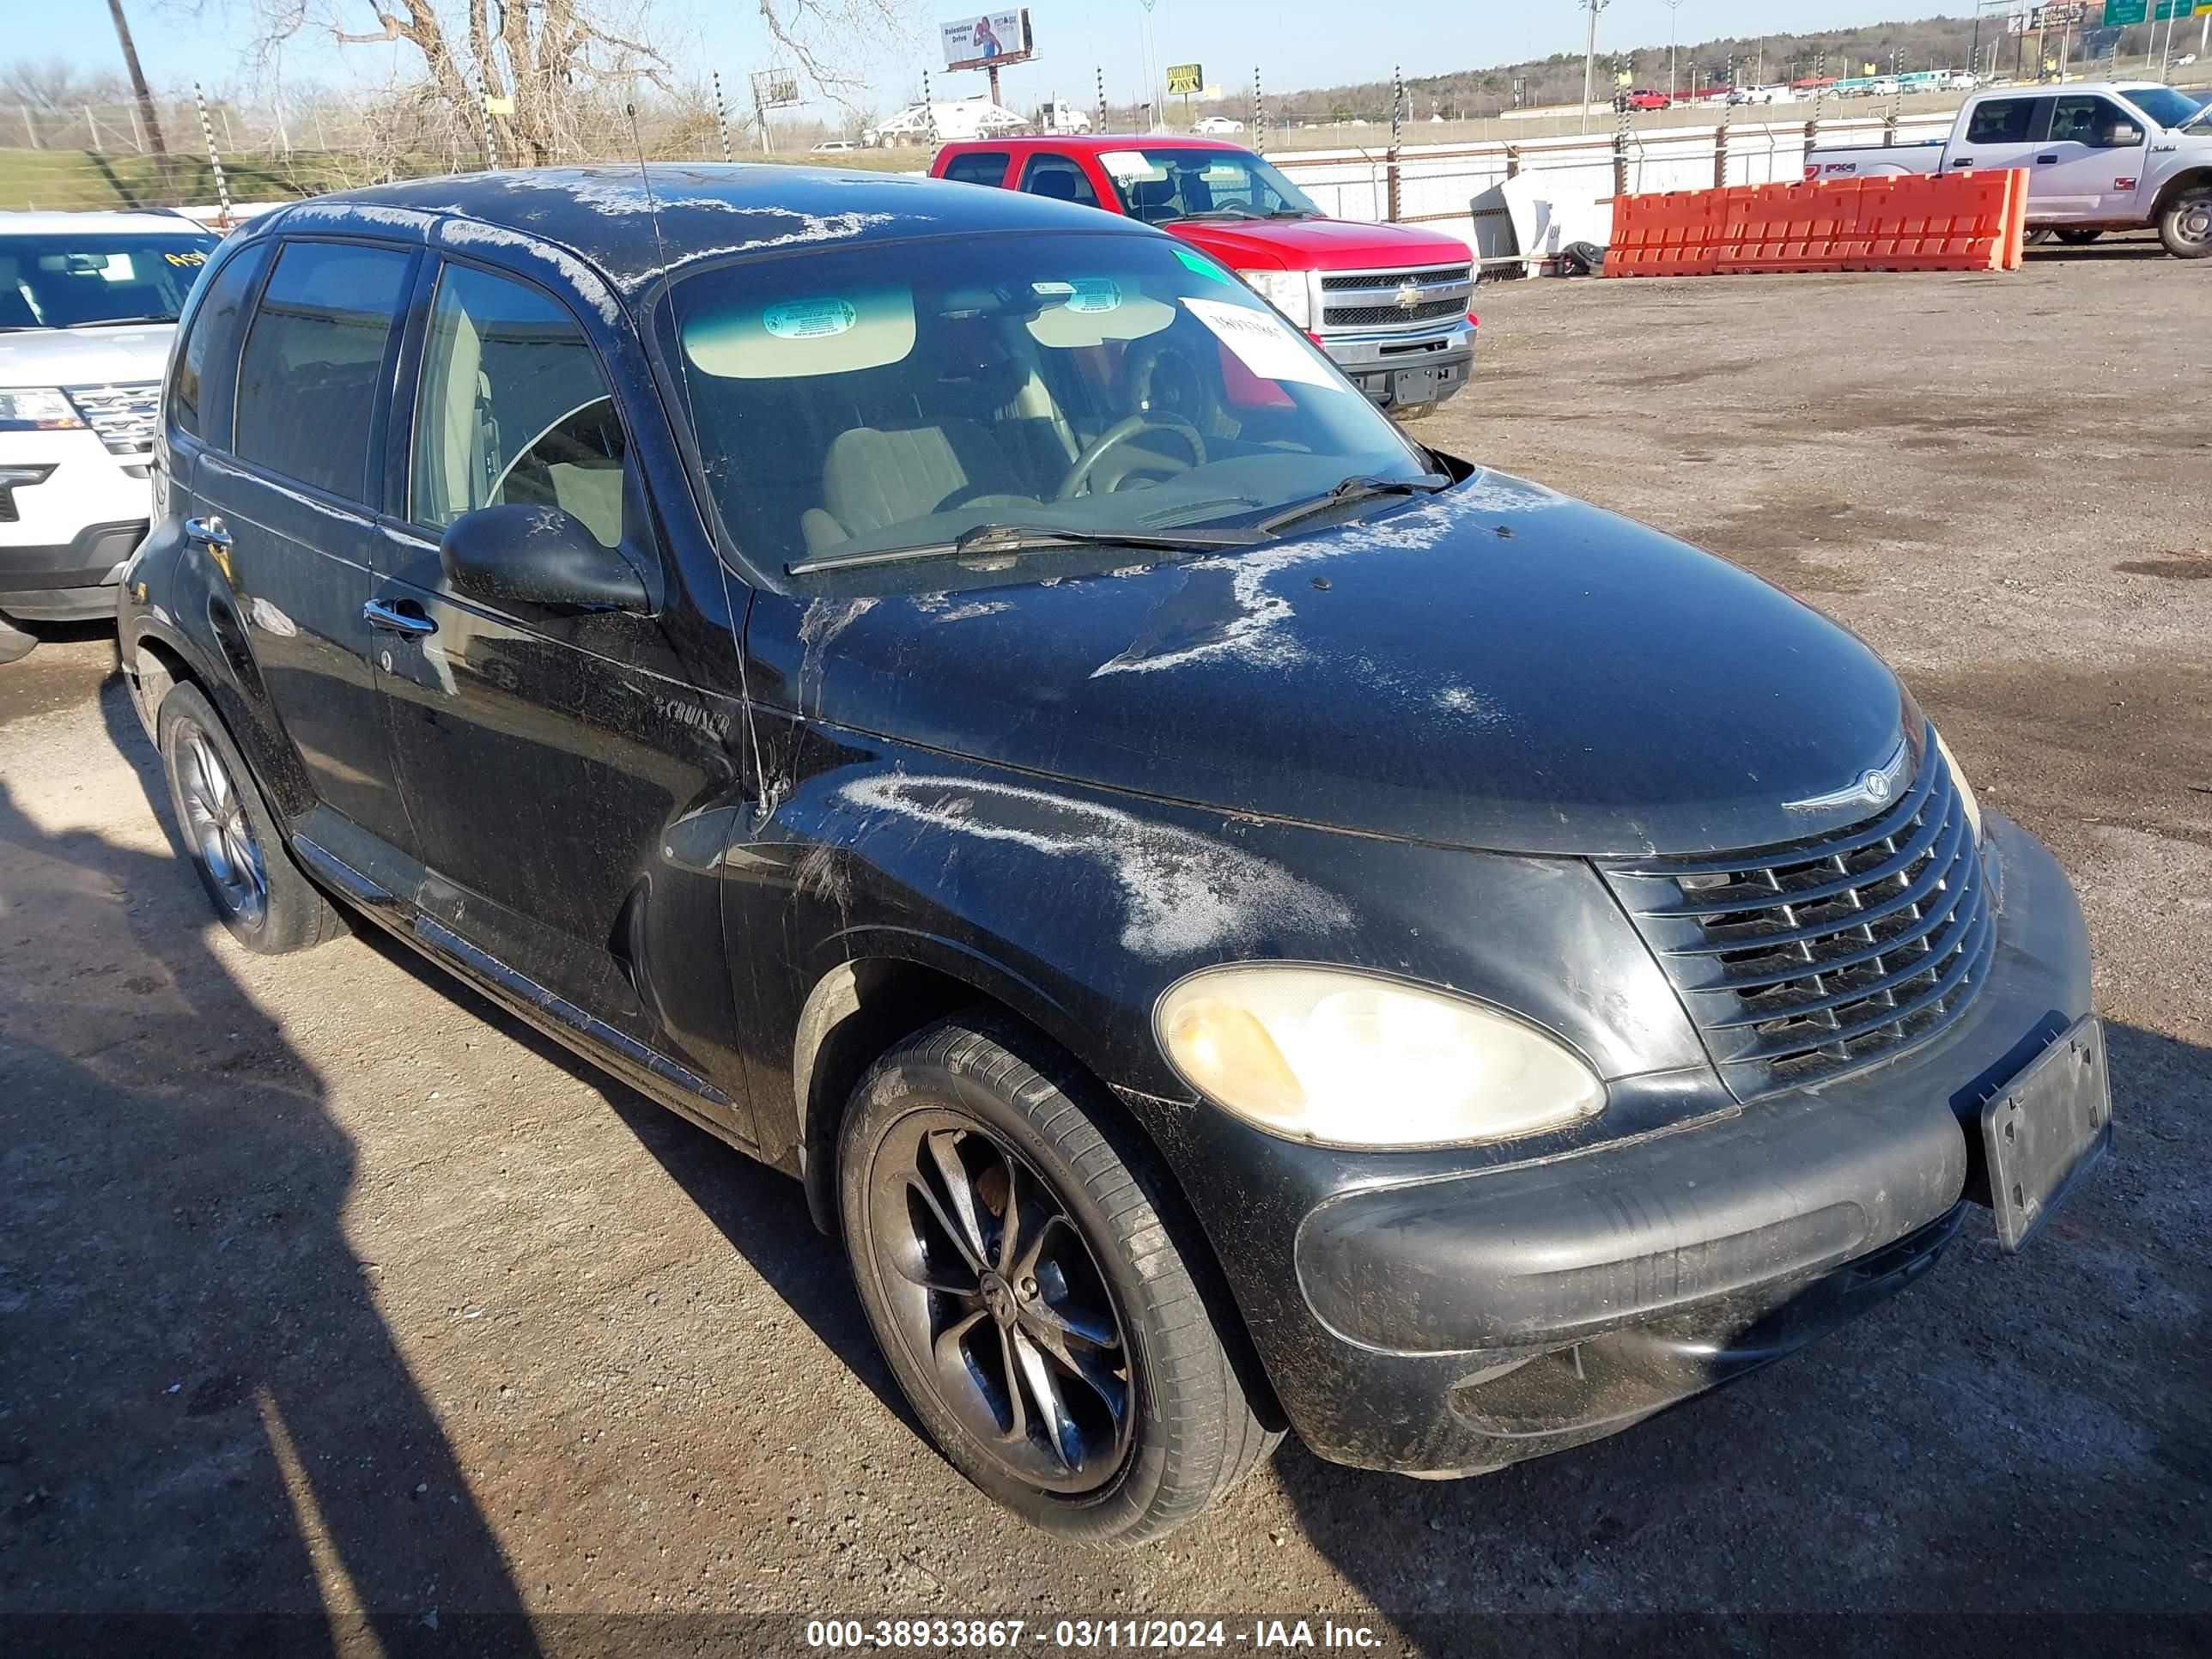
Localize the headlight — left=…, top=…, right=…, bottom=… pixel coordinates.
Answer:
left=1932, top=727, right=1984, bottom=843
left=0, top=388, right=85, bottom=432
left=1157, top=966, right=1604, bottom=1149
left=1233, top=268, right=1312, bottom=331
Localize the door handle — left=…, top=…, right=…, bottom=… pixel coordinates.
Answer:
left=1953, top=156, right=1973, bottom=167
left=2037, top=155, right=2058, bottom=164
left=184, top=515, right=232, bottom=549
left=363, top=598, right=437, bottom=637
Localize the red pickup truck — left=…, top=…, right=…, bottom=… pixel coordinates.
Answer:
left=931, top=135, right=1477, bottom=416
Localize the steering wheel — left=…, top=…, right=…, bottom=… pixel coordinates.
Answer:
left=1053, top=415, right=1206, bottom=501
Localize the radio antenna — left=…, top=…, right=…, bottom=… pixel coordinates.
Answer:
left=624, top=99, right=774, bottom=821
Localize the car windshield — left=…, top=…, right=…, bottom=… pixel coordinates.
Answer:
left=659, top=229, right=1431, bottom=577
left=0, top=230, right=216, bottom=329
left=1092, top=148, right=1325, bottom=223
left=2124, top=86, right=2209, bottom=130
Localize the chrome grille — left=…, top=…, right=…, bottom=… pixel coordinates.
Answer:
left=1601, top=738, right=1994, bottom=1099
left=64, top=381, right=161, bottom=456
left=1316, top=263, right=1473, bottom=337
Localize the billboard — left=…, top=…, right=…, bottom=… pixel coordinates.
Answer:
left=941, top=10, right=1034, bottom=72
left=1166, top=63, right=1202, bottom=95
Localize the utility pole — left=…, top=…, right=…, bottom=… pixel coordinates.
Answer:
left=1664, top=0, right=1687, bottom=104
left=106, top=0, right=172, bottom=196
left=1580, top=0, right=1609, bottom=135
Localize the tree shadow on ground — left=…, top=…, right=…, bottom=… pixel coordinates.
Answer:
left=0, top=680, right=540, bottom=1656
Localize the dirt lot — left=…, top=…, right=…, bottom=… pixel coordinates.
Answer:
left=3, top=240, right=2208, bottom=1655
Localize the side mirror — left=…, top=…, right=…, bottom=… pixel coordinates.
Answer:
left=437, top=504, right=650, bottom=612
left=2112, top=125, right=2143, bottom=146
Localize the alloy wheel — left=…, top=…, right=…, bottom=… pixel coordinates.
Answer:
left=2177, top=199, right=2212, bottom=250
left=176, top=723, right=267, bottom=930
left=864, top=1110, right=1134, bottom=1494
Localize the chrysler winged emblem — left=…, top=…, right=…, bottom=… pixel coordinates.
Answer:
left=1784, top=736, right=1911, bottom=813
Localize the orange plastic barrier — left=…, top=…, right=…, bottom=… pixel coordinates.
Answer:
left=1606, top=170, right=2027, bottom=278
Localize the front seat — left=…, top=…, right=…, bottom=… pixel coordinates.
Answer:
left=800, top=421, right=1022, bottom=554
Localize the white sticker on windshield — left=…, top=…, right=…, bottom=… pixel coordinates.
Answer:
left=1097, top=149, right=1164, bottom=180
left=1179, top=296, right=1339, bottom=389
left=1066, top=278, right=1121, bottom=313
left=763, top=297, right=858, bottom=339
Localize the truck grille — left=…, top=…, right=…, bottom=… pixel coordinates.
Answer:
left=1601, top=737, right=1994, bottom=1100
left=1316, top=264, right=1473, bottom=336
left=64, top=382, right=161, bottom=457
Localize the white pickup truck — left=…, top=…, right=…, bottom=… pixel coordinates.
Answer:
left=1805, top=81, right=2212, bottom=258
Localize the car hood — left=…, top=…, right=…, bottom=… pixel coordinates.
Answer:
left=1170, top=216, right=1472, bottom=272
left=0, top=323, right=174, bottom=385
left=783, top=471, right=1914, bottom=859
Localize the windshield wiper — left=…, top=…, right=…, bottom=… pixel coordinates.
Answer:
left=62, top=314, right=178, bottom=328
left=1174, top=208, right=1266, bottom=222
left=787, top=521, right=1260, bottom=575
left=1267, top=208, right=1322, bottom=219
left=1253, top=472, right=1451, bottom=536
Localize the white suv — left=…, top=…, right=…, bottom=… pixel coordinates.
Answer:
left=1, top=210, right=219, bottom=662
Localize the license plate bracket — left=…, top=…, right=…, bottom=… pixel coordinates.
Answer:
left=1389, top=364, right=1443, bottom=408
left=1981, top=1015, right=2111, bottom=1253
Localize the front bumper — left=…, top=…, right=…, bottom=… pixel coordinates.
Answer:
left=1196, top=817, right=2096, bottom=1475
left=1, top=428, right=152, bottom=622
left=0, top=519, right=145, bottom=620
left=1322, top=319, right=1475, bottom=411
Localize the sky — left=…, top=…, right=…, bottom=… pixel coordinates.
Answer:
left=24, top=1, right=1984, bottom=118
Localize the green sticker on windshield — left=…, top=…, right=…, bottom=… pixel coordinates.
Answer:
left=1173, top=246, right=1234, bottom=285
left=763, top=297, right=858, bottom=339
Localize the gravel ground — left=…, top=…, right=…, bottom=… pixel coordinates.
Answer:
left=2, top=240, right=2207, bottom=1656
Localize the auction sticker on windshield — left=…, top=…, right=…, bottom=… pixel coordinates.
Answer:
left=1181, top=295, right=1337, bottom=388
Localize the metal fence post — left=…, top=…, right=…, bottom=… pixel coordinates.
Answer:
left=1096, top=66, right=1106, bottom=137
left=193, top=84, right=230, bottom=226
left=1253, top=68, right=1265, bottom=156
left=1715, top=103, right=1731, bottom=189
left=1387, top=65, right=1401, bottom=222
left=923, top=71, right=938, bottom=148
left=1504, top=143, right=1520, bottom=180
left=713, top=71, right=733, bottom=162
left=1613, top=97, right=1631, bottom=197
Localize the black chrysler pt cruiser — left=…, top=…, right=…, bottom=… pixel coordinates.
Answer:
left=119, top=167, right=2111, bottom=1544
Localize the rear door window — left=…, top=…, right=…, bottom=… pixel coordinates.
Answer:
left=1964, top=98, right=2038, bottom=146
left=1018, top=153, right=1101, bottom=207
left=234, top=240, right=413, bottom=502
left=940, top=151, right=1012, bottom=187
left=170, top=240, right=270, bottom=444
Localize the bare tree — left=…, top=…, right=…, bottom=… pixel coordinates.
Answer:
left=753, top=1, right=921, bottom=99
left=0, top=57, right=127, bottom=108
left=258, top=2, right=679, bottom=167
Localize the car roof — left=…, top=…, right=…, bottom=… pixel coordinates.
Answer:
left=937, top=134, right=1253, bottom=156
left=252, top=164, right=1151, bottom=299
left=0, top=209, right=214, bottom=237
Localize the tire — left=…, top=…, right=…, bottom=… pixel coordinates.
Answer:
left=156, top=683, right=343, bottom=954
left=2160, top=189, right=2212, bottom=259
left=0, top=615, right=34, bottom=665
left=2022, top=228, right=2055, bottom=246
left=839, top=1013, right=1279, bottom=1545
left=2053, top=228, right=2103, bottom=246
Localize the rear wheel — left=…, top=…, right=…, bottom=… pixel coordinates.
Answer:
left=0, top=615, right=34, bottom=665
left=156, top=683, right=343, bottom=954
left=2053, top=228, right=2104, bottom=246
left=839, top=1014, right=1279, bottom=1545
left=2022, top=228, right=2055, bottom=246
left=2160, top=189, right=2212, bottom=259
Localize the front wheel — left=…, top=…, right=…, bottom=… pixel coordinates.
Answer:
left=839, top=1015, right=1279, bottom=1545
left=2160, top=189, right=2212, bottom=259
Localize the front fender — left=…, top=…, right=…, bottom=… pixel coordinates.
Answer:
left=726, top=723, right=1713, bottom=1218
